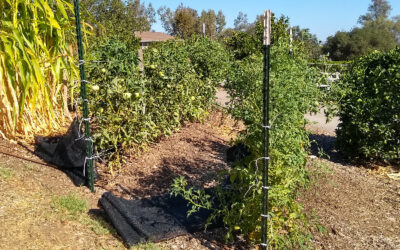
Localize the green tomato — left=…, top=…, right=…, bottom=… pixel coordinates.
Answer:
left=134, top=92, right=140, bottom=98
left=123, top=92, right=132, bottom=99
left=101, top=68, right=106, bottom=73
left=191, top=96, right=196, bottom=101
left=150, top=64, right=156, bottom=69
left=91, top=85, right=100, bottom=91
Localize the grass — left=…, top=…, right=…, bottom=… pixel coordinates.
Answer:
left=131, top=242, right=162, bottom=250
left=52, top=192, right=88, bottom=217
left=0, top=167, right=13, bottom=180
left=81, top=215, right=114, bottom=235
left=51, top=192, right=113, bottom=236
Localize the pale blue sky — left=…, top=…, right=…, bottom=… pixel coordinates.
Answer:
left=145, top=0, right=400, bottom=42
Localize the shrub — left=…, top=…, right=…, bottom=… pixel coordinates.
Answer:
left=335, top=49, right=400, bottom=161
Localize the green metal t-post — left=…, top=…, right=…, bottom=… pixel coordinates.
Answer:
left=261, top=10, right=271, bottom=250
left=73, top=0, right=94, bottom=192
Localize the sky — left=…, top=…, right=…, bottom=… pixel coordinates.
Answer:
left=144, top=0, right=400, bottom=42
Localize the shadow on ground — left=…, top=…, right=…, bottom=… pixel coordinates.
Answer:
left=129, top=154, right=228, bottom=197
left=309, top=133, right=345, bottom=164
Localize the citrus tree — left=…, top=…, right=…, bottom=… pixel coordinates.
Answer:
left=335, top=49, right=400, bottom=161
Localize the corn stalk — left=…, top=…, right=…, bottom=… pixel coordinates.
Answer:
left=0, top=0, right=78, bottom=140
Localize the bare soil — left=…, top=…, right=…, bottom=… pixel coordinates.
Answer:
left=301, top=127, right=400, bottom=250
left=97, top=110, right=243, bottom=200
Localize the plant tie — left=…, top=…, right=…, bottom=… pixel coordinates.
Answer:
left=78, top=60, right=107, bottom=66
left=259, top=214, right=273, bottom=249
left=75, top=79, right=94, bottom=84
left=82, top=148, right=113, bottom=176
left=75, top=117, right=92, bottom=140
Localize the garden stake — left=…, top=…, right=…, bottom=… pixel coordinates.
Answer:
left=73, top=0, right=95, bottom=192
left=261, top=9, right=271, bottom=250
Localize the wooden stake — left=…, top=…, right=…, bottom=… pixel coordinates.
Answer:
left=263, top=10, right=271, bottom=46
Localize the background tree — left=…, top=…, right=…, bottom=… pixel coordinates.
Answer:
left=225, top=13, right=291, bottom=60
left=157, top=6, right=174, bottom=34
left=359, top=0, right=392, bottom=23
left=234, top=11, right=250, bottom=31
left=81, top=0, right=155, bottom=42
left=173, top=5, right=199, bottom=38
left=216, top=10, right=226, bottom=34
left=323, top=0, right=399, bottom=61
left=158, top=4, right=199, bottom=38
left=199, top=10, right=217, bottom=38
left=158, top=6, right=225, bottom=39
left=292, top=26, right=322, bottom=60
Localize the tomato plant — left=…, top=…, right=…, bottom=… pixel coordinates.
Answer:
left=221, top=39, right=320, bottom=247
left=86, top=38, right=223, bottom=171
left=185, top=36, right=232, bottom=84
left=172, top=39, right=321, bottom=248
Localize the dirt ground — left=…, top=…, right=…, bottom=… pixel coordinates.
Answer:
left=0, top=110, right=243, bottom=250
left=97, top=110, right=242, bottom=200
left=300, top=121, right=400, bottom=250
left=0, top=104, right=399, bottom=249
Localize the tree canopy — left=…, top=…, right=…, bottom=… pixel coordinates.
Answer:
left=81, top=0, right=155, bottom=42
left=323, top=0, right=399, bottom=61
left=158, top=4, right=225, bottom=39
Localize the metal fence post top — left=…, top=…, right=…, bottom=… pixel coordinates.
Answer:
left=264, top=10, right=271, bottom=46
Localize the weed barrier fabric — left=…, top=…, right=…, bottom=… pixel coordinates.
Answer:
left=34, top=118, right=98, bottom=186
left=99, top=191, right=216, bottom=246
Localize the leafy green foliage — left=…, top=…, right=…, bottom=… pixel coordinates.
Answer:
left=87, top=38, right=222, bottom=169
left=335, top=49, right=400, bottom=161
left=87, top=39, right=142, bottom=160
left=220, top=40, right=320, bottom=247
left=171, top=40, right=320, bottom=248
left=224, top=14, right=317, bottom=61
left=158, top=4, right=226, bottom=39
left=323, top=0, right=400, bottom=61
left=171, top=176, right=213, bottom=217
left=80, top=0, right=155, bottom=42
left=185, top=36, right=232, bottom=83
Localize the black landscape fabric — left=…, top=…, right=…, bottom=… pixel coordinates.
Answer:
left=99, top=191, right=215, bottom=246
left=34, top=118, right=98, bottom=186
